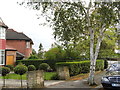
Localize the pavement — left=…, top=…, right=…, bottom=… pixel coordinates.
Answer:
left=0, top=71, right=106, bottom=89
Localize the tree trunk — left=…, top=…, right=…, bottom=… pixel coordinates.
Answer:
left=3, top=76, right=5, bottom=87
left=21, top=75, right=23, bottom=88
left=86, top=0, right=96, bottom=85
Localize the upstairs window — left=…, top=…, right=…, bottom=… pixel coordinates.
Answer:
left=0, top=27, right=6, bottom=39
left=26, top=42, right=30, bottom=48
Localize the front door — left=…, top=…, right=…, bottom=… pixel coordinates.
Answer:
left=6, top=55, right=14, bottom=65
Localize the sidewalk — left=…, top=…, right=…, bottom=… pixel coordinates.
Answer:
left=0, top=71, right=106, bottom=88
left=0, top=79, right=65, bottom=88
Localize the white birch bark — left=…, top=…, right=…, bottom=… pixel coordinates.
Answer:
left=86, top=0, right=96, bottom=85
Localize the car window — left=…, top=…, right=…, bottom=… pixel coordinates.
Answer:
left=108, top=64, right=120, bottom=71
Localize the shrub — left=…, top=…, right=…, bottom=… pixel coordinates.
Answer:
left=1, top=67, right=10, bottom=87
left=14, top=64, right=28, bottom=75
left=44, top=47, right=66, bottom=60
left=28, top=54, right=39, bottom=59
left=39, top=63, right=50, bottom=71
left=28, top=65, right=36, bottom=71
left=50, top=73, right=59, bottom=80
left=5, top=65, right=14, bottom=71
left=14, top=64, right=28, bottom=87
left=2, top=67, right=10, bottom=76
left=56, top=60, right=104, bottom=76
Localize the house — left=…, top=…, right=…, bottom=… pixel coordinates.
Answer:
left=0, top=18, right=34, bottom=65
left=6, top=29, right=34, bottom=60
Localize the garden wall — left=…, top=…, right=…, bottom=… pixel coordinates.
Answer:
left=56, top=60, right=104, bottom=76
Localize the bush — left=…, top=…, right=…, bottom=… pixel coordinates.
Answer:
left=28, top=65, right=36, bottom=71
left=5, top=65, right=14, bottom=71
left=39, top=63, right=50, bottom=71
left=14, top=64, right=28, bottom=75
left=16, top=59, right=82, bottom=71
left=50, top=73, right=59, bottom=80
left=56, top=60, right=104, bottom=76
left=2, top=67, right=10, bottom=76
left=44, top=47, right=66, bottom=60
left=28, top=54, right=39, bottom=59
left=14, top=64, right=28, bottom=87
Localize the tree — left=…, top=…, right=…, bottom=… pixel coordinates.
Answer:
left=1, top=67, right=10, bottom=87
left=14, top=64, right=28, bottom=87
left=32, top=49, right=37, bottom=55
left=38, top=43, right=44, bottom=59
left=44, top=46, right=66, bottom=60
left=19, top=0, right=119, bottom=85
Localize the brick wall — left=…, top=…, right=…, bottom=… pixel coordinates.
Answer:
left=6, top=40, right=32, bottom=58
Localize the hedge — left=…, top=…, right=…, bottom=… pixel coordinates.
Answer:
left=56, top=60, right=104, bottom=76
left=16, top=59, right=69, bottom=70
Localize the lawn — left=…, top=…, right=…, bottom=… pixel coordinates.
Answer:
left=0, top=72, right=56, bottom=80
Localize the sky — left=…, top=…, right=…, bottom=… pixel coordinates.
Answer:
left=0, top=0, right=55, bottom=52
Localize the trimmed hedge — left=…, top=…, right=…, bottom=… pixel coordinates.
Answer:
left=56, top=60, right=104, bottom=76
left=16, top=59, right=68, bottom=70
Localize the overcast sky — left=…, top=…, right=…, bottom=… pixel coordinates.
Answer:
left=0, top=0, right=55, bottom=52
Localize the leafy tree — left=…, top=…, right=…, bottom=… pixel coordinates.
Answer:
left=32, top=49, right=37, bottom=55
left=38, top=43, right=44, bottom=59
left=14, top=64, right=28, bottom=87
left=44, top=46, right=66, bottom=60
left=28, top=54, right=39, bottom=59
left=19, top=0, right=120, bottom=85
left=1, top=67, right=10, bottom=87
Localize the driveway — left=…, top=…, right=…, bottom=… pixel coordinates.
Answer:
left=47, top=71, right=106, bottom=88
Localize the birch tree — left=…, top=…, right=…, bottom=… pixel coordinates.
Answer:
left=19, top=0, right=118, bottom=85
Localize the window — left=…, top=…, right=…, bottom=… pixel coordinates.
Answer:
left=0, top=27, right=6, bottom=39
left=0, top=50, right=5, bottom=65
left=26, top=42, right=30, bottom=48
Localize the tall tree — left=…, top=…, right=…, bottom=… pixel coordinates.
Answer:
left=19, top=0, right=118, bottom=85
left=38, top=43, right=44, bottom=59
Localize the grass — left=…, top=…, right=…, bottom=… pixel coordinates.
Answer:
left=0, top=72, right=57, bottom=80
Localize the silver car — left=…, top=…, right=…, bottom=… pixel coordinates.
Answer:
left=101, top=63, right=120, bottom=89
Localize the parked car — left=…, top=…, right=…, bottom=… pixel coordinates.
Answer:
left=101, top=62, right=120, bottom=89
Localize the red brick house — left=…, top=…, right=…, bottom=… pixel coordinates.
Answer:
left=0, top=18, right=33, bottom=65
left=6, top=29, right=34, bottom=60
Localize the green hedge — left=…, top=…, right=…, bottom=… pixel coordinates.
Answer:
left=16, top=59, right=69, bottom=70
left=56, top=60, right=104, bottom=76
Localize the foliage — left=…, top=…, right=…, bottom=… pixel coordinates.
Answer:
left=98, top=28, right=117, bottom=58
left=28, top=54, right=39, bottom=59
left=14, top=64, right=28, bottom=87
left=14, top=64, right=28, bottom=75
left=32, top=49, right=37, bottom=55
left=50, top=73, right=59, bottom=80
left=5, top=65, right=14, bottom=71
left=39, top=63, right=50, bottom=71
left=38, top=43, right=44, bottom=59
left=2, top=67, right=10, bottom=76
left=56, top=60, right=104, bottom=76
left=0, top=72, right=57, bottom=80
left=44, top=46, right=66, bottom=60
left=28, top=65, right=36, bottom=71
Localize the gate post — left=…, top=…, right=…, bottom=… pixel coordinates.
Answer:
left=27, top=70, right=44, bottom=88
left=57, top=66, right=70, bottom=80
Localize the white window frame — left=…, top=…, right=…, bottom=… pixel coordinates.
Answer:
left=0, top=27, right=6, bottom=39
left=26, top=42, right=30, bottom=48
left=0, top=50, right=5, bottom=65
